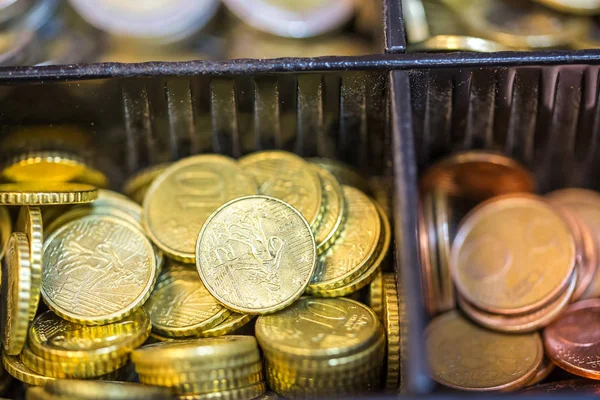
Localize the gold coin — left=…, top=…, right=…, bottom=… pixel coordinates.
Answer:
left=451, top=195, right=576, bottom=315
left=265, top=362, right=381, bottom=389
left=199, top=313, right=254, bottom=338
left=0, top=183, right=98, bottom=205
left=256, top=297, right=382, bottom=359
left=123, top=163, right=172, bottom=201
left=28, top=309, right=151, bottom=363
left=135, top=358, right=262, bottom=380
left=0, top=207, right=11, bottom=260
left=196, top=195, right=316, bottom=315
left=144, top=267, right=231, bottom=337
left=367, top=270, right=384, bottom=321
left=1, top=151, right=87, bottom=183
left=426, top=311, right=543, bottom=391
left=382, top=273, right=401, bottom=391
left=308, top=186, right=381, bottom=292
left=309, top=158, right=370, bottom=194
left=73, top=167, right=109, bottom=189
left=43, top=379, right=173, bottom=400
left=2, top=232, right=32, bottom=355
left=409, top=35, right=511, bottom=52
left=132, top=336, right=259, bottom=369
left=16, top=207, right=43, bottom=321
left=143, top=155, right=257, bottom=263
left=140, top=369, right=263, bottom=394
left=93, top=190, right=144, bottom=224
left=42, top=215, right=157, bottom=324
left=21, top=344, right=128, bottom=379
left=308, top=201, right=391, bottom=298
left=266, top=371, right=379, bottom=398
left=239, top=151, right=322, bottom=228
left=177, top=382, right=266, bottom=400
left=3, top=352, right=54, bottom=386
left=310, top=165, right=345, bottom=254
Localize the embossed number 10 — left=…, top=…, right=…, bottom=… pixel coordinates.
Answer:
left=175, top=170, right=225, bottom=211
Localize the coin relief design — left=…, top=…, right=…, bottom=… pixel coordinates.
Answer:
left=197, top=196, right=316, bottom=314
left=143, top=155, right=257, bottom=262
left=42, top=215, right=157, bottom=324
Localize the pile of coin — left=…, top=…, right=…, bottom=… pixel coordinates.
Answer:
left=421, top=150, right=600, bottom=392
left=0, top=144, right=396, bottom=399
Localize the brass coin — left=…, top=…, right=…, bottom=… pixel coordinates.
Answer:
left=239, top=151, right=322, bottom=228
left=309, top=158, right=370, bottom=194
left=143, top=155, right=257, bottom=263
left=140, top=369, right=263, bottom=394
left=144, top=267, right=231, bottom=337
left=42, top=215, right=157, bottom=324
left=2, top=352, right=54, bottom=386
left=419, top=204, right=437, bottom=315
left=0, top=183, right=98, bottom=205
left=123, top=163, right=172, bottom=201
left=196, top=195, right=316, bottom=315
left=420, top=151, right=535, bottom=200
left=533, top=0, right=600, bottom=15
left=2, top=232, right=32, bottom=355
left=525, top=356, right=555, bottom=387
left=28, top=309, right=151, bottom=363
left=367, top=270, right=384, bottom=321
left=308, top=186, right=380, bottom=292
left=256, top=297, right=383, bottom=359
left=16, top=206, right=43, bottom=321
left=198, top=313, right=254, bottom=338
left=135, top=358, right=262, bottom=379
left=0, top=207, right=11, bottom=260
left=383, top=273, right=401, bottom=391
left=451, top=194, right=576, bottom=315
left=310, top=165, right=345, bottom=254
left=44, top=379, right=173, bottom=400
left=177, top=382, right=266, bottom=400
left=1, top=151, right=87, bottom=183
left=426, top=311, right=543, bottom=391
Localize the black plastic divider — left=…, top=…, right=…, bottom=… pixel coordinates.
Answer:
left=385, top=0, right=407, bottom=53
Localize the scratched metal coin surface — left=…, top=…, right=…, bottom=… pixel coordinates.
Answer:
left=310, top=165, right=345, bottom=254
left=426, top=311, right=543, bottom=391
left=547, top=188, right=600, bottom=299
left=144, top=267, right=230, bottom=337
left=543, top=299, right=600, bottom=379
left=16, top=206, right=43, bottom=321
left=143, top=155, right=257, bottom=263
left=451, top=195, right=576, bottom=315
left=308, top=186, right=380, bottom=292
left=239, top=151, right=323, bottom=228
left=197, top=195, right=316, bottom=314
left=28, top=309, right=151, bottom=363
left=256, top=297, right=382, bottom=358
left=2, top=232, right=32, bottom=355
left=42, top=215, right=157, bottom=324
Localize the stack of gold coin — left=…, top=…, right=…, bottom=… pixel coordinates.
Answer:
left=256, top=297, right=385, bottom=399
left=27, top=379, right=173, bottom=400
left=132, top=336, right=266, bottom=399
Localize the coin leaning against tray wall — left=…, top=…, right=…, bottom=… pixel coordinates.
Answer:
left=0, top=140, right=395, bottom=399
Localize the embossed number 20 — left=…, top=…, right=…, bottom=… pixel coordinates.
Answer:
left=175, top=170, right=225, bottom=211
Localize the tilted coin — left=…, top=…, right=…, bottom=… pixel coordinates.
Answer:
left=310, top=165, right=345, bottom=254
left=309, top=158, right=370, bottom=194
left=144, top=267, right=231, bottom=337
left=432, top=190, right=455, bottom=312
left=143, top=154, right=257, bottom=263
left=1, top=151, right=87, bottom=183
left=383, top=273, right=401, bottom=391
left=28, top=309, right=151, bottom=363
left=123, top=163, right=172, bottom=203
left=177, top=382, right=266, bottom=400
left=544, top=299, right=600, bottom=379
left=198, top=312, right=254, bottom=338
left=533, top=0, right=600, bottom=15
left=0, top=182, right=98, bottom=205
left=419, top=204, right=437, bottom=315
left=196, top=195, right=316, bottom=315
left=423, top=192, right=441, bottom=313
left=43, top=379, right=173, bottom=400
left=451, top=194, right=576, bottom=315
left=426, top=311, right=543, bottom=391
left=420, top=151, right=535, bottom=200
left=42, top=215, right=157, bottom=324
left=16, top=206, right=43, bottom=320
left=239, top=151, right=322, bottom=228
left=308, top=186, right=380, bottom=292
left=3, top=352, right=55, bottom=387
left=2, top=232, right=33, bottom=355
left=367, top=270, right=384, bottom=321
left=0, top=206, right=11, bottom=261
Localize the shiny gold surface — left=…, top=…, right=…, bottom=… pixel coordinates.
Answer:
left=43, top=379, right=173, bottom=400
left=0, top=207, right=11, bottom=261
left=42, top=215, right=157, bottom=324
left=0, top=183, right=98, bottom=205
left=310, top=165, right=345, bottom=254
left=2, top=352, right=54, bottom=386
left=383, top=273, right=401, bottom=391
left=16, top=206, right=43, bottom=321
left=2, top=151, right=86, bottom=183
left=309, top=158, right=370, bottom=194
left=196, top=195, right=316, bottom=314
left=143, top=155, right=257, bottom=263
left=198, top=313, right=254, bottom=338
left=367, top=270, right=384, bottom=321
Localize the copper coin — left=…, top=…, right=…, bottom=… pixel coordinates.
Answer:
left=418, top=205, right=437, bottom=316
left=458, top=268, right=577, bottom=333
left=521, top=379, right=600, bottom=394
left=525, top=356, right=555, bottom=387
left=544, top=299, right=600, bottom=379
left=426, top=311, right=543, bottom=392
left=420, top=151, right=535, bottom=200
left=433, top=189, right=454, bottom=312
left=424, top=193, right=442, bottom=311
left=547, top=188, right=600, bottom=299
left=451, top=194, right=576, bottom=315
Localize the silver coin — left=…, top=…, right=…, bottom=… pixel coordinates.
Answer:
left=222, top=0, right=356, bottom=38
